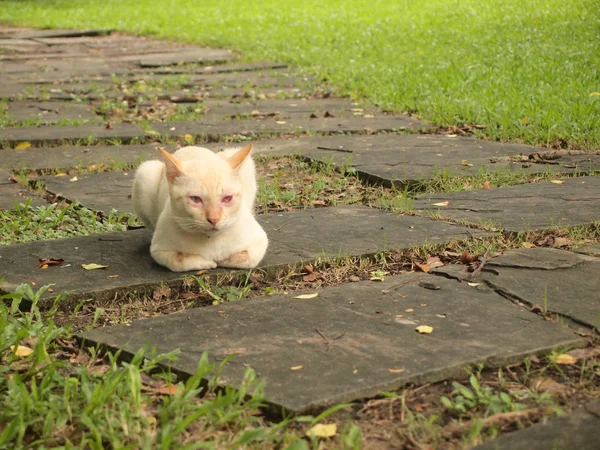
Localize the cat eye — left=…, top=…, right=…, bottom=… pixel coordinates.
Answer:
left=222, top=195, right=233, bottom=204
left=189, top=195, right=203, bottom=204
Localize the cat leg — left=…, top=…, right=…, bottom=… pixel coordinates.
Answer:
left=151, top=249, right=217, bottom=272
left=217, top=236, right=268, bottom=269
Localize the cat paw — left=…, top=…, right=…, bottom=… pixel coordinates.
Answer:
left=218, top=250, right=254, bottom=269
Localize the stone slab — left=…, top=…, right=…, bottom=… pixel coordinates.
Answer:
left=39, top=171, right=134, bottom=215
left=477, top=248, right=600, bottom=331
left=0, top=169, right=47, bottom=211
left=414, top=177, right=600, bottom=232
left=4, top=101, right=101, bottom=124
left=474, top=399, right=600, bottom=450
left=0, top=123, right=148, bottom=145
left=0, top=144, right=167, bottom=171
left=0, top=206, right=488, bottom=301
left=152, top=61, right=287, bottom=74
left=82, top=273, right=582, bottom=414
left=572, top=243, right=600, bottom=258
left=133, top=49, right=233, bottom=67
left=7, top=29, right=110, bottom=40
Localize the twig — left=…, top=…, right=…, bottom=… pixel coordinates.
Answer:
left=332, top=331, right=346, bottom=340
left=314, top=327, right=329, bottom=344
left=445, top=408, right=541, bottom=437
left=356, top=397, right=399, bottom=415
left=317, top=146, right=353, bottom=153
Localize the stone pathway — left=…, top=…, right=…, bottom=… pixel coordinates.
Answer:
left=1, top=27, right=599, bottom=446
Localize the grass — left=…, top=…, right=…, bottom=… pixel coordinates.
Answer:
left=1, top=0, right=599, bottom=148
left=0, top=200, right=132, bottom=245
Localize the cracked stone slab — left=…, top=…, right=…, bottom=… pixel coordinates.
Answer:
left=131, top=49, right=233, bottom=67
left=477, top=248, right=600, bottom=331
left=0, top=169, right=47, bottom=211
left=0, top=123, right=148, bottom=146
left=414, top=177, right=600, bottom=232
left=82, top=272, right=582, bottom=414
left=474, top=399, right=600, bottom=450
left=4, top=101, right=102, bottom=124
left=0, top=206, right=489, bottom=302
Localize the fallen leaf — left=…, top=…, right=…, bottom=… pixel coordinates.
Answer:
left=10, top=345, right=33, bottom=357
left=196, top=270, right=208, bottom=275
left=251, top=109, right=261, bottom=115
left=467, top=282, right=482, bottom=287
left=415, top=325, right=434, bottom=334
left=353, top=369, right=358, bottom=374
left=521, top=117, right=528, bottom=124
left=105, top=122, right=113, bottom=130
left=405, top=308, right=414, bottom=313
left=82, top=263, right=108, bottom=270
left=530, top=304, right=544, bottom=314
left=431, top=201, right=449, bottom=207
left=530, top=378, right=571, bottom=397
left=555, top=354, right=577, bottom=365
left=351, top=108, right=364, bottom=112
left=550, top=180, right=564, bottom=184
left=38, top=257, right=64, bottom=268
left=107, top=274, right=120, bottom=279
left=364, top=114, right=375, bottom=118
left=459, top=249, right=473, bottom=264
left=184, top=133, right=193, bottom=141
left=521, top=242, right=536, bottom=248
left=348, top=275, right=360, bottom=282
left=69, top=176, right=78, bottom=182
left=15, top=141, right=32, bottom=150
left=293, top=293, right=318, bottom=299
left=276, top=120, right=287, bottom=124
left=565, top=347, right=600, bottom=362
left=461, top=160, right=473, bottom=167
left=370, top=270, right=387, bottom=281
left=152, top=285, right=171, bottom=300
left=553, top=237, right=571, bottom=248
left=303, top=273, right=320, bottom=282
left=156, top=384, right=178, bottom=395
left=590, top=92, right=600, bottom=97
left=290, top=365, right=303, bottom=371
left=482, top=180, right=493, bottom=189
left=55, top=173, right=68, bottom=177
left=388, top=368, right=405, bottom=374
left=426, top=256, right=444, bottom=268
left=414, top=263, right=431, bottom=273
left=306, top=423, right=337, bottom=438
left=323, top=111, right=335, bottom=118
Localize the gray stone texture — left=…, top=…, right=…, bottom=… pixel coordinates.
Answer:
left=0, top=123, right=148, bottom=145
left=414, top=177, right=600, bottom=231
left=4, top=101, right=101, bottom=124
left=0, top=169, right=47, bottom=211
left=83, top=273, right=582, bottom=414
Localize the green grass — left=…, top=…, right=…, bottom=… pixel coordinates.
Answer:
left=1, top=0, right=599, bottom=148
left=0, top=201, right=132, bottom=245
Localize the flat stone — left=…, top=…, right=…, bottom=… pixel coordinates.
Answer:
left=478, top=248, right=600, bottom=331
left=414, top=177, right=600, bottom=232
left=7, top=29, right=110, bottom=40
left=82, top=273, right=582, bottom=414
left=0, top=169, right=47, bottom=210
left=0, top=206, right=488, bottom=302
left=152, top=61, right=287, bottom=74
left=0, top=123, right=148, bottom=146
left=39, top=171, right=134, bottom=215
left=474, top=399, right=600, bottom=450
left=4, top=101, right=101, bottom=124
left=0, top=144, right=168, bottom=171
left=572, top=243, right=600, bottom=258
left=133, top=49, right=233, bottom=67
left=150, top=115, right=423, bottom=139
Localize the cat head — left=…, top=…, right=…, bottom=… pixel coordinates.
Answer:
left=158, top=145, right=253, bottom=234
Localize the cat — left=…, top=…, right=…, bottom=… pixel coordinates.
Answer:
left=132, top=144, right=268, bottom=272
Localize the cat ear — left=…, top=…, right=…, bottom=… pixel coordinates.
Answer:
left=227, top=144, right=253, bottom=170
left=158, top=148, right=184, bottom=183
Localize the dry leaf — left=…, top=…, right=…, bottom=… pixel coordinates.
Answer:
left=530, top=304, right=544, bottom=314
left=414, top=263, right=431, bottom=273
left=293, top=293, right=318, bottom=299
left=521, top=242, right=536, bottom=248
left=15, top=141, right=32, bottom=150
left=107, top=274, right=120, bottom=279
left=290, top=365, right=303, bottom=371
left=306, top=423, right=337, bottom=438
left=530, top=378, right=571, bottom=396
left=10, top=345, right=33, bottom=357
left=459, top=249, right=473, bottom=264
left=553, top=237, right=571, bottom=248
left=364, top=114, right=374, bottom=118
left=482, top=180, right=493, bottom=190
left=555, top=354, right=577, bottom=365
left=405, top=308, right=414, bottom=313
left=55, top=173, right=68, bottom=177
left=565, top=347, right=600, bottom=362
left=461, top=160, right=473, bottom=167
left=276, top=120, right=287, bottom=124
left=550, top=180, right=564, bottom=184
left=69, top=176, right=78, bottom=182
left=348, top=275, right=360, bottom=282
left=152, top=285, right=171, bottom=300
left=303, top=273, right=320, bottom=282
left=388, top=368, right=405, bottom=374
left=431, top=201, right=449, bottom=207
left=251, top=109, right=261, bottom=115
left=38, top=257, right=64, bottom=268
left=323, top=111, right=335, bottom=118
left=415, top=325, right=434, bottom=334
left=426, top=256, right=444, bottom=268
left=467, top=282, right=482, bottom=287
left=82, top=263, right=108, bottom=270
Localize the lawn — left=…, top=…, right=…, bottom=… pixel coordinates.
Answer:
left=1, top=0, right=598, bottom=148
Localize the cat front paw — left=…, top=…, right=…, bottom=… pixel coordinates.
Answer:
left=177, top=252, right=218, bottom=271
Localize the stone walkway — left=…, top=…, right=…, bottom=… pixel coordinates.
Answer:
left=1, top=27, right=599, bottom=446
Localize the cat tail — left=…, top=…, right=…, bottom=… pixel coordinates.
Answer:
left=132, top=160, right=166, bottom=230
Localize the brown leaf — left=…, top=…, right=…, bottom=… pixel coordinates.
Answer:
left=152, top=285, right=171, bottom=300
left=552, top=237, right=571, bottom=248
left=482, top=180, right=493, bottom=189
left=303, top=273, right=320, bottom=282
left=38, top=257, right=64, bottom=268
left=426, top=256, right=444, bottom=268
left=414, top=262, right=431, bottom=273
left=304, top=264, right=314, bottom=274
left=459, top=250, right=473, bottom=264
left=530, top=378, right=572, bottom=397
left=555, top=354, right=577, bottom=365
left=309, top=113, right=318, bottom=119
left=348, top=275, right=361, bottom=282
left=105, top=122, right=113, bottom=130
left=311, top=199, right=326, bottom=206
left=530, top=304, right=544, bottom=314
left=565, top=347, right=600, bottom=362
left=324, top=111, right=335, bottom=118
left=388, top=368, right=405, bottom=374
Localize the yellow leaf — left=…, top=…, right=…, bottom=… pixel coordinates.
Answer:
left=251, top=109, right=261, bottom=115
left=446, top=134, right=457, bottom=137
left=405, top=308, right=414, bottom=313
left=461, top=160, right=473, bottom=167
left=370, top=276, right=384, bottom=281
left=293, top=293, right=318, bottom=299
left=353, top=369, right=358, bottom=374
left=55, top=173, right=68, bottom=177
left=521, top=117, right=528, bottom=124
left=589, top=92, right=600, bottom=97
left=276, top=120, right=287, bottom=124
left=364, top=114, right=375, bottom=118
left=306, top=423, right=337, bottom=438
left=388, top=368, right=405, bottom=374
left=431, top=201, right=449, bottom=207
left=290, top=365, right=303, bottom=371
left=184, top=133, right=193, bottom=141
left=69, top=176, right=78, bottom=182
left=351, top=108, right=364, bottom=112
left=15, top=142, right=32, bottom=150
left=10, top=345, right=33, bottom=357
left=467, top=282, right=482, bottom=287
left=550, top=180, right=564, bottom=184
left=82, top=263, right=109, bottom=270
left=416, top=325, right=433, bottom=334
left=521, top=242, right=536, bottom=248
left=556, top=354, right=577, bottom=365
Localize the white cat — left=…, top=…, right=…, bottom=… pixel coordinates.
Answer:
left=132, top=144, right=268, bottom=271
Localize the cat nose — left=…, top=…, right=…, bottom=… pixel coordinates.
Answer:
left=207, top=218, right=220, bottom=226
